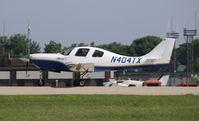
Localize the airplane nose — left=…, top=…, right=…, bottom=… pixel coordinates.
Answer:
left=29, top=55, right=32, bottom=59
left=29, top=54, right=33, bottom=60
left=29, top=53, right=65, bottom=61
left=29, top=54, right=42, bottom=60
left=29, top=54, right=35, bottom=60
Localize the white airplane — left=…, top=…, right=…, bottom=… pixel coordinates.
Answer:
left=117, top=79, right=144, bottom=87
left=27, top=38, right=175, bottom=86
left=117, top=74, right=170, bottom=87
left=103, top=74, right=170, bottom=87
left=29, top=38, right=175, bottom=72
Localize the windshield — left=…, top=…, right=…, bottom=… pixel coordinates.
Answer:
left=75, top=48, right=89, bottom=57
left=61, top=48, right=73, bottom=55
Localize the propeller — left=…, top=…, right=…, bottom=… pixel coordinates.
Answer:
left=20, top=55, right=30, bottom=77
left=25, top=57, right=29, bottom=77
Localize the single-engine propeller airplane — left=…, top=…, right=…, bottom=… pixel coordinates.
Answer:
left=23, top=38, right=175, bottom=86
left=29, top=38, right=175, bottom=72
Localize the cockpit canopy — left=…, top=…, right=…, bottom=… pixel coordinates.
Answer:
left=75, top=48, right=89, bottom=56
left=63, top=47, right=105, bottom=58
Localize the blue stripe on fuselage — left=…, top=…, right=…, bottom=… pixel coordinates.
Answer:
left=31, top=60, right=169, bottom=72
left=31, top=60, right=70, bottom=71
left=94, top=64, right=169, bottom=71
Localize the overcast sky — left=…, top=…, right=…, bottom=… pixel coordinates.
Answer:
left=1, top=0, right=199, bottom=49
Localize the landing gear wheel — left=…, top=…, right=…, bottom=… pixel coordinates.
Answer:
left=38, top=79, right=45, bottom=86
left=79, top=80, right=85, bottom=87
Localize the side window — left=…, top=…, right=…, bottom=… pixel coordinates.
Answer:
left=92, top=50, right=104, bottom=57
left=75, top=48, right=89, bottom=57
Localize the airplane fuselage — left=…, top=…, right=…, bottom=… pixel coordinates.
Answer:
left=30, top=38, right=175, bottom=72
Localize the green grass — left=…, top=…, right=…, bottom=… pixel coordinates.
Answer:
left=0, top=95, right=198, bottom=121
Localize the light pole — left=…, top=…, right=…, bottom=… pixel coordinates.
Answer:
left=183, top=29, right=197, bottom=83
left=167, top=32, right=179, bottom=86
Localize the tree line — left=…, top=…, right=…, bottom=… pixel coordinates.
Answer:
left=0, top=34, right=198, bottom=72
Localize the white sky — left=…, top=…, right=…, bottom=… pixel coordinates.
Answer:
left=1, top=0, right=199, bottom=49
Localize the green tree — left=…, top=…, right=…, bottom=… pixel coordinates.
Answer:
left=62, top=43, right=88, bottom=55
left=97, top=42, right=129, bottom=55
left=176, top=38, right=199, bottom=72
left=9, top=34, right=40, bottom=56
left=0, top=36, right=9, bottom=56
left=77, top=43, right=87, bottom=47
left=90, top=42, right=95, bottom=47
left=0, top=34, right=40, bottom=56
left=129, top=36, right=161, bottom=56
left=195, top=58, right=199, bottom=72
left=9, top=34, right=27, bottom=56
left=31, top=41, right=41, bottom=54
left=44, top=40, right=62, bottom=53
left=176, top=43, right=186, bottom=65
left=193, top=39, right=199, bottom=72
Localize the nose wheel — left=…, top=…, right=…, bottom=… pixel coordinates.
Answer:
left=37, top=70, right=46, bottom=86
left=37, top=79, right=45, bottom=86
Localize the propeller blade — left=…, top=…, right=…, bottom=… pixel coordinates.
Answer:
left=26, top=61, right=29, bottom=77
left=19, top=56, right=30, bottom=62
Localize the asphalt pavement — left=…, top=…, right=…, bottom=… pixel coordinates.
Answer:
left=0, top=86, right=198, bottom=95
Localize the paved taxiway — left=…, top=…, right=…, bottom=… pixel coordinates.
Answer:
left=0, top=87, right=199, bottom=95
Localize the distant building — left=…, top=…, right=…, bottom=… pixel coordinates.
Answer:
left=0, top=57, right=111, bottom=87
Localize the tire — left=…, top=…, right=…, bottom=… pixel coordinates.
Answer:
left=79, top=80, right=85, bottom=87
left=128, top=84, right=136, bottom=87
left=38, top=80, right=45, bottom=86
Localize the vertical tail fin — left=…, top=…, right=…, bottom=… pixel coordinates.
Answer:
left=144, top=38, right=175, bottom=61
left=159, top=74, right=170, bottom=86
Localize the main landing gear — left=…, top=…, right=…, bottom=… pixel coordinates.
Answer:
left=73, top=71, right=90, bottom=87
left=74, top=79, right=85, bottom=87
